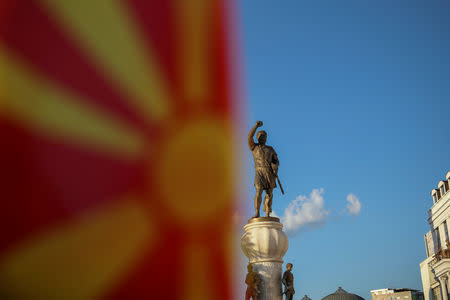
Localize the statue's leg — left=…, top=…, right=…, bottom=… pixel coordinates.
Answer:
left=264, top=189, right=273, bottom=217
left=268, top=189, right=273, bottom=213
left=245, top=289, right=251, bottom=300
left=263, top=191, right=267, bottom=216
left=253, top=188, right=262, bottom=218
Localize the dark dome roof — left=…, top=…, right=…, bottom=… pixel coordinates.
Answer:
left=322, top=287, right=365, bottom=300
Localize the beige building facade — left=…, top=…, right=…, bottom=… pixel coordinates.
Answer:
left=420, top=171, right=450, bottom=300
left=371, top=288, right=424, bottom=300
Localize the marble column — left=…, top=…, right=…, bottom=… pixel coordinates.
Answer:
left=241, top=218, right=289, bottom=300
left=440, top=276, right=449, bottom=300
left=447, top=273, right=450, bottom=299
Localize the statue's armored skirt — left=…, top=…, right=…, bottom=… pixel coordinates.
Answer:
left=252, top=144, right=278, bottom=190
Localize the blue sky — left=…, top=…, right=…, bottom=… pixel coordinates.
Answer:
left=238, top=1, right=450, bottom=299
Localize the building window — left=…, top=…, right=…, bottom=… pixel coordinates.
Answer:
left=445, top=221, right=449, bottom=243
left=441, top=185, right=446, bottom=196
left=433, top=194, right=437, bottom=203
left=436, top=228, right=442, bottom=249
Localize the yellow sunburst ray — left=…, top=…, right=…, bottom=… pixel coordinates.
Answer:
left=182, top=243, right=214, bottom=300
left=0, top=47, right=145, bottom=159
left=39, top=0, right=171, bottom=121
left=0, top=200, right=154, bottom=300
left=176, top=0, right=211, bottom=103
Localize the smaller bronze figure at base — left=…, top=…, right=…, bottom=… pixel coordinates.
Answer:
left=282, top=263, right=295, bottom=300
left=245, top=264, right=261, bottom=300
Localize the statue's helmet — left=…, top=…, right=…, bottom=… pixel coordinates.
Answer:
left=256, top=130, right=267, bottom=142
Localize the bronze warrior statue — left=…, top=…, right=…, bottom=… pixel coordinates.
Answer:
left=245, top=264, right=261, bottom=300
left=282, top=263, right=295, bottom=300
left=248, top=120, right=282, bottom=218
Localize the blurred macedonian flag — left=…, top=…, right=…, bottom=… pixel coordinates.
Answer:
left=0, top=0, right=240, bottom=299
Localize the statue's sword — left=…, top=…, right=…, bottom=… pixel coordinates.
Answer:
left=276, top=176, right=285, bottom=195
left=265, top=160, right=285, bottom=195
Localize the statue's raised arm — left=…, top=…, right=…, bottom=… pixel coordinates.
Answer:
left=248, top=120, right=263, bottom=151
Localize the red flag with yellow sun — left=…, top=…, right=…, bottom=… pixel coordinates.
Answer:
left=0, top=0, right=240, bottom=299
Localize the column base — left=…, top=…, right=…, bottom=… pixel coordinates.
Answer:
left=252, top=261, right=283, bottom=300
left=241, top=219, right=289, bottom=300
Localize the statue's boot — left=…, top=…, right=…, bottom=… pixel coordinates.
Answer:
left=263, top=198, right=271, bottom=217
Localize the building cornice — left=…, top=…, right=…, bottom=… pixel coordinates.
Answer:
left=431, top=258, right=450, bottom=278
left=428, top=192, right=450, bottom=226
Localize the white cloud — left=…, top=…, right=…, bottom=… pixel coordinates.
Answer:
left=281, top=188, right=329, bottom=236
left=346, top=193, right=361, bottom=215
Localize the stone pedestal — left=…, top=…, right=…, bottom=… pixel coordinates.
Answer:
left=241, top=217, right=289, bottom=300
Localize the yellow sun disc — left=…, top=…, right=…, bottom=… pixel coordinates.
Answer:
left=157, top=119, right=233, bottom=223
